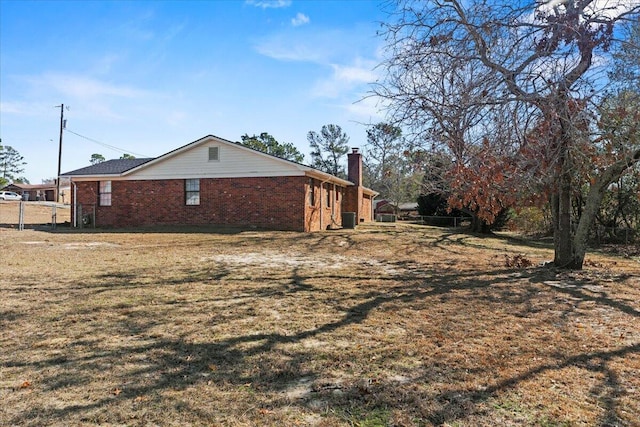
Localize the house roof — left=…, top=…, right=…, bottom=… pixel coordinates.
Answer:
left=61, top=134, right=378, bottom=196
left=62, top=158, right=154, bottom=176
left=2, top=183, right=55, bottom=190
left=375, top=200, right=418, bottom=210
left=398, top=202, right=419, bottom=211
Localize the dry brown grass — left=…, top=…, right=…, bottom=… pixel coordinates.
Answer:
left=0, top=222, right=638, bottom=426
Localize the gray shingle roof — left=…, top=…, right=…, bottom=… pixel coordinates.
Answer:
left=61, top=158, right=154, bottom=176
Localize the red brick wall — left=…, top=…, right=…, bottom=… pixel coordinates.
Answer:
left=72, top=176, right=310, bottom=231
left=304, top=179, right=345, bottom=231
left=304, top=179, right=320, bottom=231
left=361, top=193, right=373, bottom=222
left=344, top=185, right=362, bottom=222
left=344, top=187, right=374, bottom=224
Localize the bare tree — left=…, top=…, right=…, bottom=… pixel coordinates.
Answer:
left=364, top=122, right=422, bottom=203
left=376, top=0, right=640, bottom=268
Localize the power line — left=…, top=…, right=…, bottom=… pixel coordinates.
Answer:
left=64, top=128, right=150, bottom=158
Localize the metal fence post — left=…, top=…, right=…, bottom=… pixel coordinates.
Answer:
left=18, top=201, right=24, bottom=231
left=52, top=204, right=57, bottom=229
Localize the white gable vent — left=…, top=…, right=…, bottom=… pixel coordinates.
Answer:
left=209, top=146, right=220, bottom=161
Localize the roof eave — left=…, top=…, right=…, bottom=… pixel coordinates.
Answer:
left=303, top=168, right=353, bottom=186
left=63, top=173, right=123, bottom=180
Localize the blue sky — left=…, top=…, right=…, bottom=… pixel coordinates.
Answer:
left=0, top=0, right=388, bottom=183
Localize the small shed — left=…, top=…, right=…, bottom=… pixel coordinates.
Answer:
left=398, top=202, right=419, bottom=219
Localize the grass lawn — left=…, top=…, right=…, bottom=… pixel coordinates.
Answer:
left=0, top=222, right=638, bottom=426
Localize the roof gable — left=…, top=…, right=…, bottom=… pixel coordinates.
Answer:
left=125, top=135, right=307, bottom=180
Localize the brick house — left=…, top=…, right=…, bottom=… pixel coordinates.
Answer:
left=61, top=134, right=376, bottom=232
left=1, top=178, right=72, bottom=203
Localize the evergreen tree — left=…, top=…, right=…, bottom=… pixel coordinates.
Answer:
left=307, top=124, right=349, bottom=178
left=240, top=132, right=304, bottom=163
left=0, top=140, right=27, bottom=184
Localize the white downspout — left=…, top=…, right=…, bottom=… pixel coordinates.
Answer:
left=331, top=183, right=336, bottom=223
left=371, top=194, right=377, bottom=222
left=319, top=185, right=323, bottom=231
left=72, top=181, right=77, bottom=227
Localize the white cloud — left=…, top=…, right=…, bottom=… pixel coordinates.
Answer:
left=166, top=110, right=188, bottom=126
left=90, top=53, right=124, bottom=75
left=27, top=73, right=149, bottom=100
left=537, top=0, right=639, bottom=19
left=333, top=63, right=378, bottom=85
left=253, top=25, right=385, bottom=123
left=245, top=0, right=291, bottom=9
left=291, top=12, right=310, bottom=27
left=0, top=100, right=95, bottom=117
left=312, top=60, right=379, bottom=99
left=254, top=32, right=327, bottom=62
left=5, top=73, right=159, bottom=122
left=344, top=95, right=386, bottom=121
left=254, top=27, right=376, bottom=64
left=0, top=102, right=32, bottom=115
left=586, top=0, right=639, bottom=18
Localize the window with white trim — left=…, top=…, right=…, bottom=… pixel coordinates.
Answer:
left=99, top=181, right=112, bottom=206
left=185, top=179, right=200, bottom=205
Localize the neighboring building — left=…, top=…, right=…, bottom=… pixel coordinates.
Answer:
left=374, top=200, right=419, bottom=221
left=61, top=135, right=377, bottom=232
left=1, top=178, right=71, bottom=203
left=398, top=202, right=419, bottom=219
left=375, top=200, right=396, bottom=216
left=2, top=183, right=54, bottom=202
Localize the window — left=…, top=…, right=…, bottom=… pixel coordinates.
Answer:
left=308, top=178, right=315, bottom=206
left=185, top=179, right=200, bottom=205
left=208, top=147, right=219, bottom=161
left=99, top=181, right=111, bottom=206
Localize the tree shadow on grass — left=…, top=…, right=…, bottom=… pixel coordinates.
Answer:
left=421, top=267, right=640, bottom=426
left=429, top=230, right=555, bottom=255
left=3, top=258, right=639, bottom=426
left=423, top=342, right=639, bottom=426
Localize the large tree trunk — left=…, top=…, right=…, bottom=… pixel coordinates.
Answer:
left=573, top=148, right=640, bottom=267
left=552, top=100, right=581, bottom=269
left=470, top=214, right=491, bottom=233
left=554, top=157, right=580, bottom=268
left=572, top=185, right=605, bottom=269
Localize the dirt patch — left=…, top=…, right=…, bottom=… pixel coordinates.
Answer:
left=0, top=224, right=638, bottom=426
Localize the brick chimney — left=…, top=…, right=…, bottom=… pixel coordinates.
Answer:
left=347, top=147, right=362, bottom=187
left=344, top=147, right=364, bottom=225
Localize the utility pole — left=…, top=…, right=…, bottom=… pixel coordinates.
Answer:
left=55, top=104, right=65, bottom=203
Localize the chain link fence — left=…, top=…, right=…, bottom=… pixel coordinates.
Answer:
left=0, top=201, right=71, bottom=230
left=377, top=214, right=471, bottom=227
